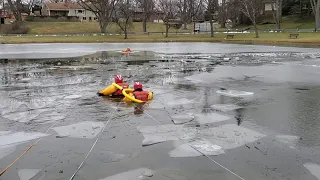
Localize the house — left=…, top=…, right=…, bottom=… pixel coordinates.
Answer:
left=41, top=2, right=97, bottom=21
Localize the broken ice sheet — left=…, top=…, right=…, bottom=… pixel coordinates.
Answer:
left=18, top=169, right=41, bottom=180
left=216, top=90, right=254, bottom=97
left=137, top=124, right=197, bottom=146
left=193, top=113, right=231, bottom=124
left=169, top=124, right=265, bottom=157
left=165, top=98, right=195, bottom=106
left=169, top=139, right=225, bottom=157
left=52, top=121, right=104, bottom=139
left=0, top=144, right=16, bottom=160
left=98, top=168, right=155, bottom=180
left=64, top=94, right=82, bottom=100
left=304, top=162, right=320, bottom=180
left=96, top=150, right=125, bottom=163
left=171, top=114, right=194, bottom=124
left=275, top=135, right=300, bottom=148
left=2, top=109, right=49, bottom=123
left=0, top=131, right=49, bottom=146
left=210, top=104, right=242, bottom=112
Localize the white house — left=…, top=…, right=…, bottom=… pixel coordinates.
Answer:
left=42, top=2, right=97, bottom=21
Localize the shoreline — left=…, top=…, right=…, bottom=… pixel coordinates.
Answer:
left=1, top=33, right=320, bottom=48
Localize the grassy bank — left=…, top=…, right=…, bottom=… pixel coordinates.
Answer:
left=1, top=32, right=320, bottom=47
left=27, top=22, right=192, bottom=34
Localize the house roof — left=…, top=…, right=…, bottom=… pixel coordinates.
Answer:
left=45, top=2, right=84, bottom=10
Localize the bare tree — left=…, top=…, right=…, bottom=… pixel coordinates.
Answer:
left=177, top=0, right=204, bottom=29
left=271, top=0, right=282, bottom=30
left=136, top=0, right=154, bottom=32
left=204, top=0, right=218, bottom=37
left=237, top=0, right=262, bottom=37
left=7, top=0, right=22, bottom=22
left=77, top=0, right=118, bottom=33
left=155, top=0, right=179, bottom=37
left=310, top=0, right=320, bottom=31
left=113, top=0, right=133, bottom=39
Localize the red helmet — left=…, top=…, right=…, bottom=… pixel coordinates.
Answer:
left=134, top=82, right=143, bottom=90
left=115, top=75, right=123, bottom=83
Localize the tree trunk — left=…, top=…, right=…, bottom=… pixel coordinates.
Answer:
left=316, top=9, right=320, bottom=31
left=7, top=0, right=22, bottom=22
left=124, top=25, right=128, bottom=39
left=143, top=18, right=147, bottom=32
left=99, top=21, right=107, bottom=33
left=183, top=22, right=187, bottom=29
left=299, top=0, right=302, bottom=17
left=210, top=19, right=214, bottom=37
left=220, top=0, right=226, bottom=28
left=253, top=22, right=259, bottom=38
left=165, top=24, right=169, bottom=37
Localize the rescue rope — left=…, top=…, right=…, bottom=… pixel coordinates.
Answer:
left=132, top=102, right=246, bottom=180
left=69, top=101, right=122, bottom=180
left=0, top=103, right=69, bottom=176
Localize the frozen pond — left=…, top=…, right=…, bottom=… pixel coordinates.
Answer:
left=1, top=43, right=320, bottom=180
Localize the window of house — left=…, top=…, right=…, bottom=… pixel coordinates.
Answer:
left=83, top=17, right=86, bottom=20
left=78, top=10, right=83, bottom=13
left=94, top=17, right=97, bottom=20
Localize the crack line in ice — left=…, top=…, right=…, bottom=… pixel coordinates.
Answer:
left=69, top=101, right=122, bottom=180
left=133, top=103, right=246, bottom=180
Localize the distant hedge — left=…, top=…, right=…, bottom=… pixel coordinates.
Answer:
left=25, top=16, right=80, bottom=22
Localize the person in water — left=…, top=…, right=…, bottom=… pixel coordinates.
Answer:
left=131, top=82, right=150, bottom=101
left=98, top=75, right=129, bottom=96
left=126, top=48, right=131, bottom=52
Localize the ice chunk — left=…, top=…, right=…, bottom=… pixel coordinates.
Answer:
left=64, top=95, right=82, bottom=99
left=194, top=113, right=231, bottom=124
left=304, top=163, right=320, bottom=180
left=137, top=125, right=197, bottom=146
left=52, top=121, right=105, bottom=139
left=199, top=124, right=265, bottom=150
left=18, top=169, right=41, bottom=180
left=99, top=168, right=155, bottom=180
left=275, top=135, right=299, bottom=148
left=169, top=139, right=225, bottom=157
left=2, top=109, right=49, bottom=123
left=171, top=114, right=194, bottom=124
left=210, top=104, right=242, bottom=112
left=0, top=145, right=16, bottom=160
left=96, top=150, right=125, bottom=163
left=166, top=98, right=195, bottom=106
left=216, top=90, right=254, bottom=97
left=0, top=131, right=49, bottom=146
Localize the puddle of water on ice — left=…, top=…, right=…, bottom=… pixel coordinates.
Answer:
left=18, top=169, right=41, bottom=180
left=304, top=162, right=320, bottom=180
left=98, top=168, right=155, bottom=180
left=52, top=121, right=105, bottom=139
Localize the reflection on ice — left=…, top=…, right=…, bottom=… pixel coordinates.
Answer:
left=52, top=121, right=105, bottom=139
left=18, top=169, right=41, bottom=180
left=304, top=163, right=320, bottom=180
left=99, top=168, right=155, bottom=180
